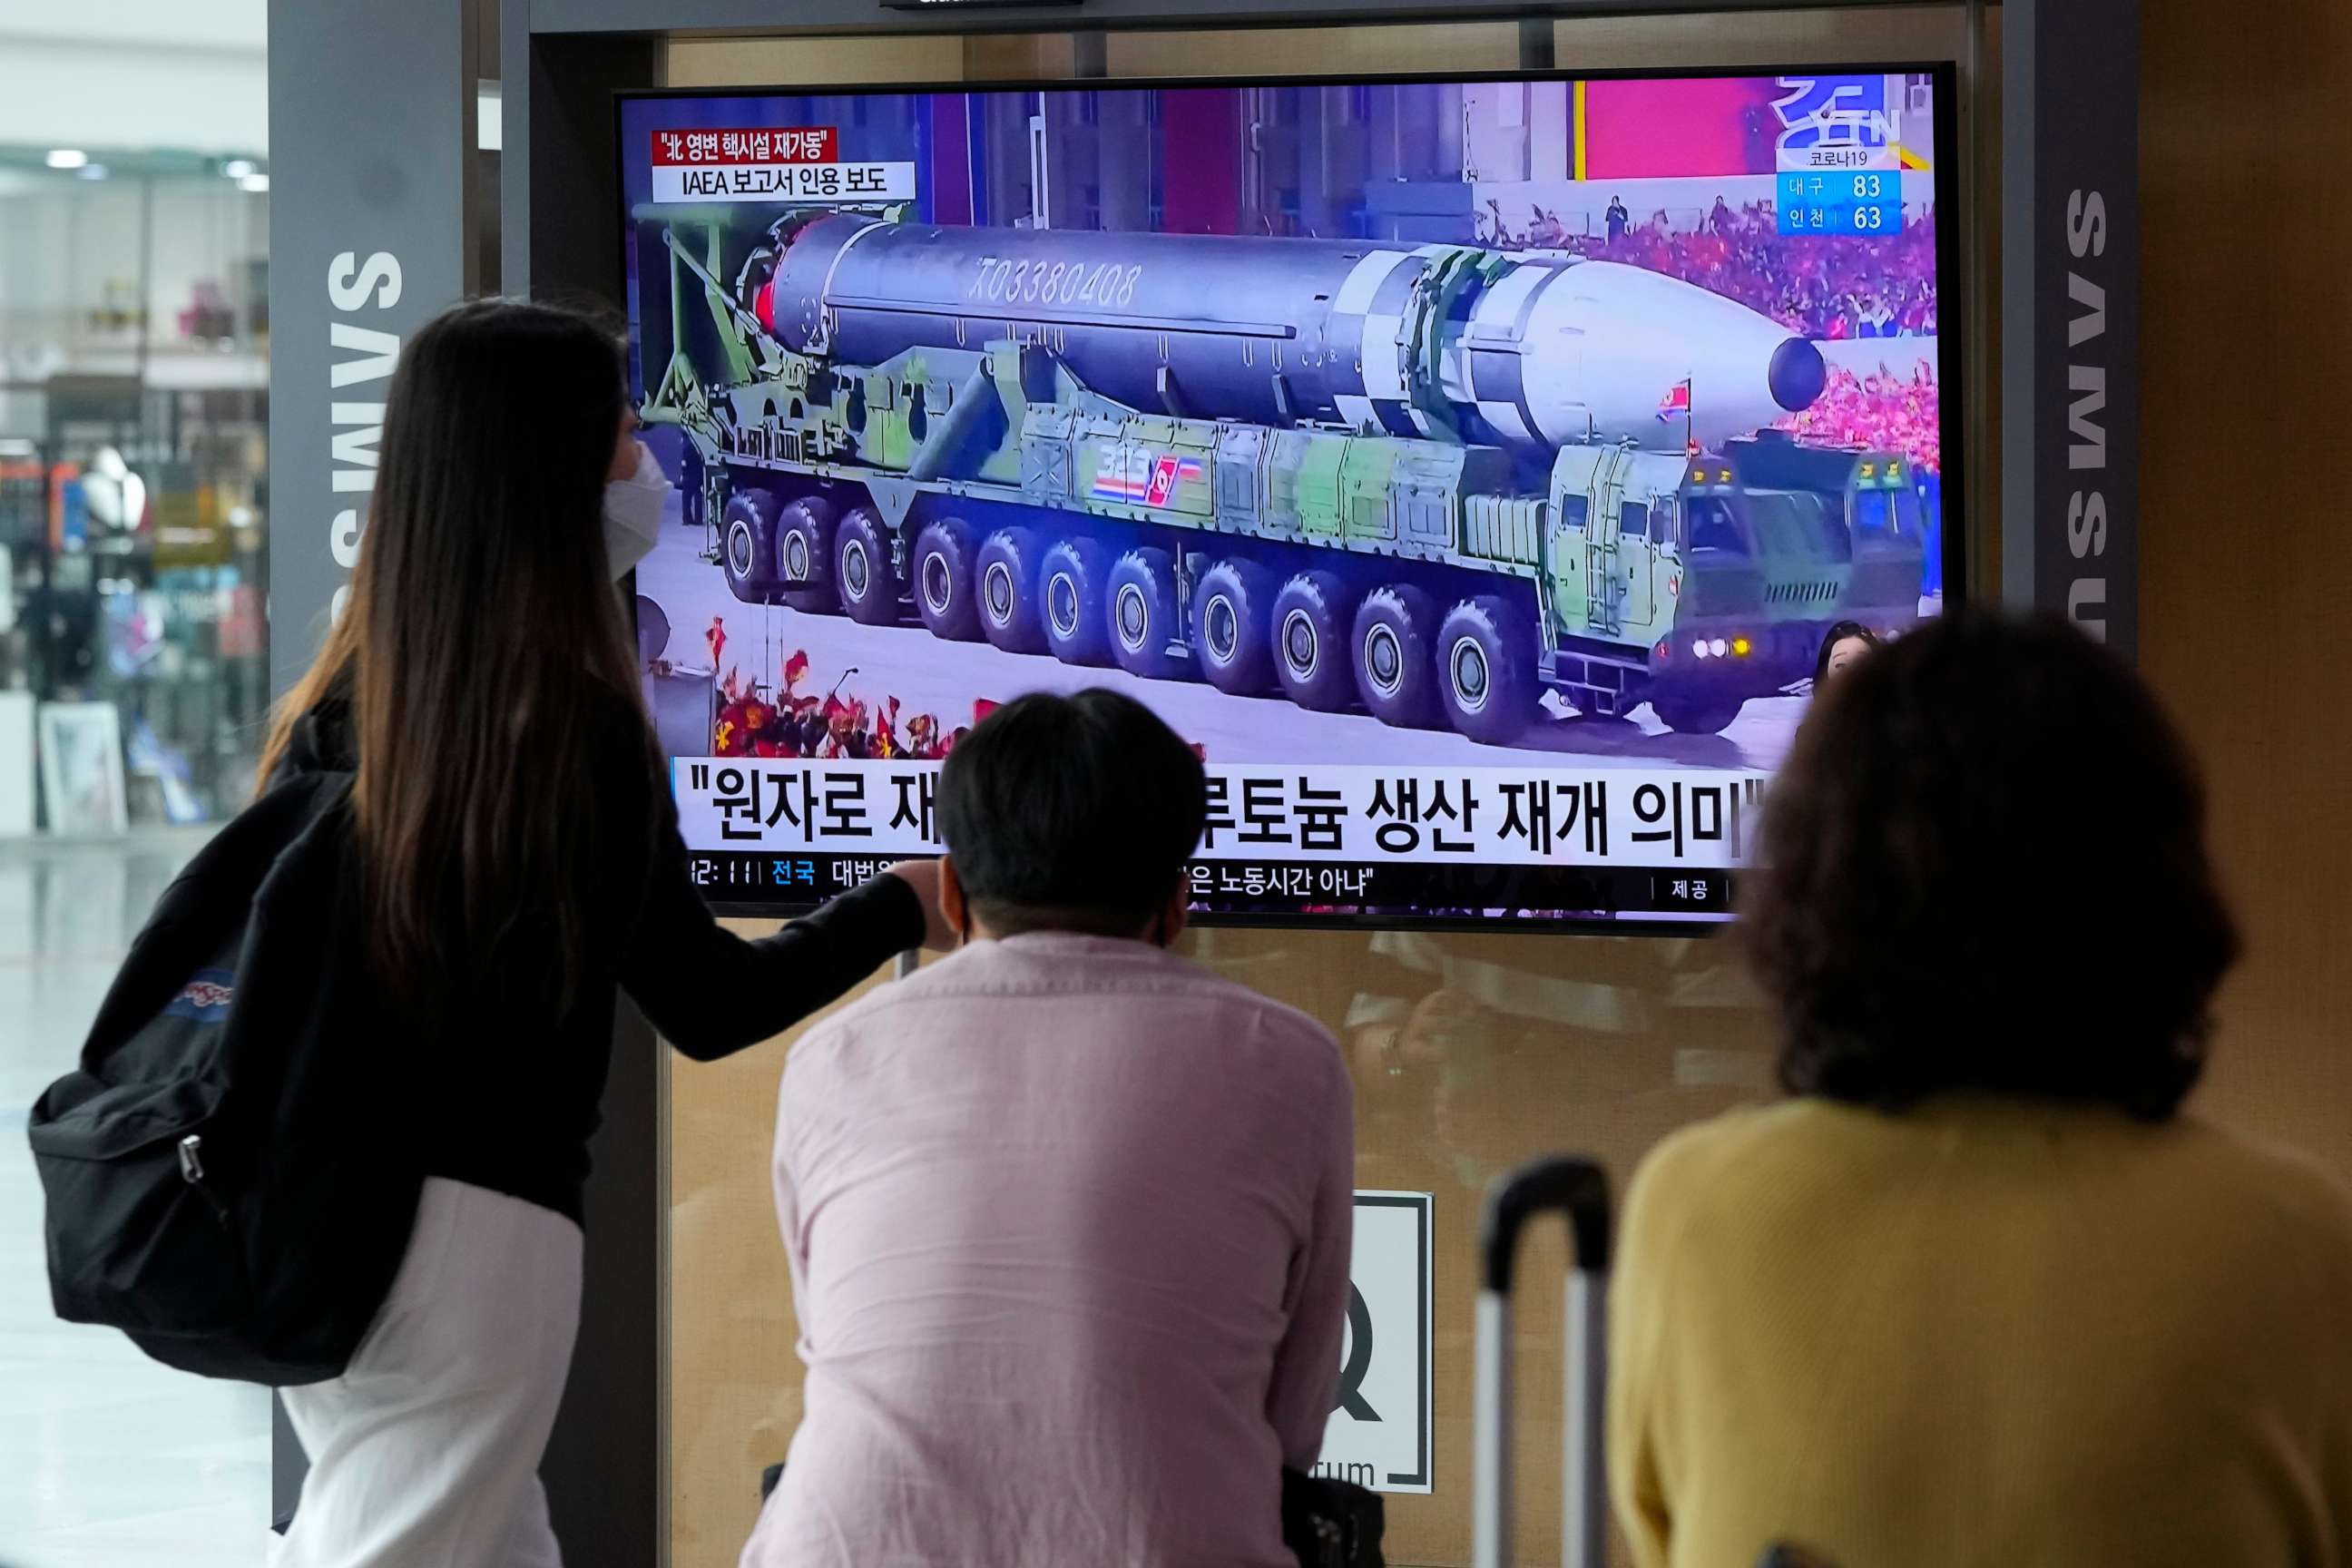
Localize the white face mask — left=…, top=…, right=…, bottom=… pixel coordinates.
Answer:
left=603, top=443, right=673, bottom=580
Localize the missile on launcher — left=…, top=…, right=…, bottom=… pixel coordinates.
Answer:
left=751, top=213, right=1824, bottom=456
left=641, top=208, right=1916, bottom=744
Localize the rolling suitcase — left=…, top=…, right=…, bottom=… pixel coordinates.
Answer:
left=1473, top=1156, right=1612, bottom=1568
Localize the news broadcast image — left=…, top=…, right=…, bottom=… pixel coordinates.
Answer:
left=617, top=71, right=1951, bottom=926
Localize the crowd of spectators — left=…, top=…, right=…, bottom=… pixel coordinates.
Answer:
left=1481, top=196, right=1939, bottom=342
left=1774, top=363, right=1943, bottom=474
left=694, top=627, right=1214, bottom=768
left=709, top=646, right=975, bottom=761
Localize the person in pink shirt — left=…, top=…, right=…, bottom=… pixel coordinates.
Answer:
left=742, top=690, right=1356, bottom=1568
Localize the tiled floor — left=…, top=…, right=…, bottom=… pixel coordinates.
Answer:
left=0, top=831, right=273, bottom=1568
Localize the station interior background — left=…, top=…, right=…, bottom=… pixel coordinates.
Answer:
left=2, top=6, right=276, bottom=1563
left=2, top=1, right=2349, bottom=1566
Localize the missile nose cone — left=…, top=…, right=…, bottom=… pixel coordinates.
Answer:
left=1769, top=337, right=1828, bottom=413
left=1508, top=261, right=1842, bottom=448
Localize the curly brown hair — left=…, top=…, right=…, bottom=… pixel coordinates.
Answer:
left=1742, top=612, right=2239, bottom=1121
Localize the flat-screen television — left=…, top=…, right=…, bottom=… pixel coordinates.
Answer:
left=618, top=65, right=1959, bottom=928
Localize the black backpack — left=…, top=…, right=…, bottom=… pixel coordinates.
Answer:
left=27, top=746, right=424, bottom=1386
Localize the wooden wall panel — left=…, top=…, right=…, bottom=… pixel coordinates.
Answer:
left=1102, top=23, right=1514, bottom=77
left=2138, top=0, right=2352, bottom=1169
left=668, top=929, right=1779, bottom=1568
left=659, top=34, right=965, bottom=88
left=664, top=939, right=899, bottom=1568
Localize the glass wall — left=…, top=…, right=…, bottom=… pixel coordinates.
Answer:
left=0, top=148, right=270, bottom=835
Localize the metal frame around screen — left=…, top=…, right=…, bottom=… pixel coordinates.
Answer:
left=619, top=60, right=1965, bottom=934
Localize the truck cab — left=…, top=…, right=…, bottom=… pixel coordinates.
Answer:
left=1542, top=431, right=1927, bottom=733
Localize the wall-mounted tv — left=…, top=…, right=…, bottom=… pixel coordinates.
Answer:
left=619, top=64, right=1958, bottom=928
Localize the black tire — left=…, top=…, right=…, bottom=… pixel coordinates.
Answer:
left=1106, top=547, right=1193, bottom=682
left=1436, top=595, right=1542, bottom=746
left=1040, top=536, right=1112, bottom=666
left=720, top=490, right=780, bottom=604
left=976, top=527, right=1048, bottom=654
left=1352, top=583, right=1445, bottom=730
left=1191, top=558, right=1278, bottom=696
left=774, top=495, right=838, bottom=614
left=912, top=517, right=983, bottom=642
left=1271, top=571, right=1357, bottom=712
left=1650, top=691, right=1746, bottom=735
left=834, top=505, right=901, bottom=626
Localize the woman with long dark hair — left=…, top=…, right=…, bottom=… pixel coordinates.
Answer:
left=260, top=299, right=945, bottom=1567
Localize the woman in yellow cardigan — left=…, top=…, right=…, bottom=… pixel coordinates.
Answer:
left=1609, top=613, right=2352, bottom=1568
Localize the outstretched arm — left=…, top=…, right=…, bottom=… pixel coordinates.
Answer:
left=607, top=715, right=928, bottom=1058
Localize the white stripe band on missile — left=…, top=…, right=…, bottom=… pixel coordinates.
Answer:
left=1358, top=251, right=1434, bottom=436
left=1468, top=262, right=1553, bottom=345
left=1359, top=311, right=1407, bottom=403
left=1479, top=398, right=1536, bottom=446
left=1333, top=249, right=1408, bottom=316
left=1324, top=310, right=1368, bottom=410
left=1335, top=393, right=1378, bottom=434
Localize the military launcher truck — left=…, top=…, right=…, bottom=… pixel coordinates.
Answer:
left=637, top=209, right=1926, bottom=741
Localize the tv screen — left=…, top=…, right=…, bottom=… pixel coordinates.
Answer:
left=618, top=66, right=1957, bottom=927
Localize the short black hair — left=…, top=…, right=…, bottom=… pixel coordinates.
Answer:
left=1812, top=620, right=1883, bottom=687
left=937, top=689, right=1207, bottom=937
left=1745, top=612, right=2239, bottom=1122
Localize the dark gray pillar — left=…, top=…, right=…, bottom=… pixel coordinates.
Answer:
left=2002, top=0, right=2139, bottom=654
left=263, top=0, right=475, bottom=696
left=264, top=0, right=475, bottom=1531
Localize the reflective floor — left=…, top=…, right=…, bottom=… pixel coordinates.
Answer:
left=0, top=830, right=271, bottom=1568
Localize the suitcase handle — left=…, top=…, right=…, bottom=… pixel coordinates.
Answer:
left=1478, top=1156, right=1611, bottom=1292
left=1474, top=1156, right=1612, bottom=1568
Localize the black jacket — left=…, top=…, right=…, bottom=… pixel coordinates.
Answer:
left=284, top=695, right=924, bottom=1224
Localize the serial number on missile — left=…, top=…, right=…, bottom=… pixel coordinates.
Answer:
left=967, top=257, right=1143, bottom=309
